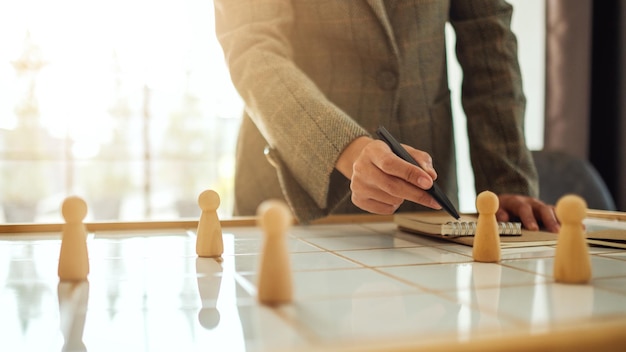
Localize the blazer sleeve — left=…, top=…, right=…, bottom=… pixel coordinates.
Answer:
left=213, top=0, right=368, bottom=217
left=449, top=0, right=539, bottom=198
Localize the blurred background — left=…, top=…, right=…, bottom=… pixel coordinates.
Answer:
left=1, top=0, right=624, bottom=223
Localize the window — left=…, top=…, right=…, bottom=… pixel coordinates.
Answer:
left=0, top=1, right=242, bottom=222
left=0, top=1, right=545, bottom=223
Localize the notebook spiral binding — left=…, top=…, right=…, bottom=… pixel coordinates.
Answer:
left=441, top=221, right=522, bottom=237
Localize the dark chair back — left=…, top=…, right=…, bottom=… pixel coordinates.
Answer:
left=532, top=150, right=616, bottom=210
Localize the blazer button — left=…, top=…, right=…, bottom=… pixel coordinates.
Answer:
left=377, top=70, right=398, bottom=91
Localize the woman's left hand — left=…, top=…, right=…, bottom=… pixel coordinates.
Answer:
left=496, top=194, right=560, bottom=233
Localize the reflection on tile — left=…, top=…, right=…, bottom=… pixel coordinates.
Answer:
left=58, top=281, right=89, bottom=352
left=457, top=283, right=626, bottom=326
left=360, top=222, right=398, bottom=234
left=290, top=224, right=380, bottom=238
left=588, top=246, right=625, bottom=255
left=78, top=304, right=307, bottom=352
left=281, top=251, right=362, bottom=271
left=244, top=268, right=421, bottom=300
left=441, top=244, right=557, bottom=259
left=233, top=252, right=361, bottom=274
left=504, top=256, right=626, bottom=279
left=90, top=234, right=193, bottom=261
left=380, top=262, right=545, bottom=292
left=230, top=305, right=309, bottom=351
left=0, top=299, right=62, bottom=352
left=280, top=292, right=512, bottom=344
left=599, top=251, right=626, bottom=261
left=1, top=243, right=60, bottom=351
left=338, top=247, right=471, bottom=267
left=226, top=238, right=322, bottom=255
left=589, top=256, right=626, bottom=277
left=593, top=277, right=626, bottom=295
left=498, top=246, right=557, bottom=259
left=304, top=235, right=419, bottom=251
left=196, top=258, right=223, bottom=329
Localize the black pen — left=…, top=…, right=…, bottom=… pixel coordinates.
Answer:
left=376, top=126, right=461, bottom=219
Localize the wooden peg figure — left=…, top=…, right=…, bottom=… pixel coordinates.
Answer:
left=257, top=199, right=293, bottom=305
left=58, top=196, right=90, bottom=281
left=473, top=190, right=501, bottom=262
left=196, top=190, right=223, bottom=260
left=553, top=194, right=592, bottom=284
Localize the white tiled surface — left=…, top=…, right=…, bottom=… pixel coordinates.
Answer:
left=303, top=235, right=417, bottom=251
left=379, top=262, right=548, bottom=292
left=1, top=222, right=626, bottom=351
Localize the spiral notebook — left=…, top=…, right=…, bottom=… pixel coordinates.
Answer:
left=394, top=212, right=558, bottom=248
left=440, top=219, right=521, bottom=236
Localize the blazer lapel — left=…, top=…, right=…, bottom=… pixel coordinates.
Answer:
left=365, top=0, right=399, bottom=58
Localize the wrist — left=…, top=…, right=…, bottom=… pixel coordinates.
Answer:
left=335, top=136, right=373, bottom=179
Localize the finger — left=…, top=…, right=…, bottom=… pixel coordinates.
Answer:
left=351, top=180, right=404, bottom=210
left=353, top=199, right=400, bottom=215
left=350, top=161, right=406, bottom=212
left=355, top=143, right=440, bottom=209
left=536, top=204, right=560, bottom=233
left=354, top=163, right=440, bottom=210
left=351, top=191, right=402, bottom=215
left=495, top=208, right=510, bottom=222
left=374, top=175, right=440, bottom=209
left=516, top=202, right=539, bottom=231
left=373, top=142, right=435, bottom=190
left=404, top=145, right=438, bottom=180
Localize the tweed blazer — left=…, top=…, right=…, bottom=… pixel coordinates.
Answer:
left=214, top=0, right=538, bottom=223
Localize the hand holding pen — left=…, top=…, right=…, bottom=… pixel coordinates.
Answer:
left=376, top=126, right=460, bottom=219
left=335, top=127, right=459, bottom=218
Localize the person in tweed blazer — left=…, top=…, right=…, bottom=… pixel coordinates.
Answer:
left=214, top=0, right=559, bottom=232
